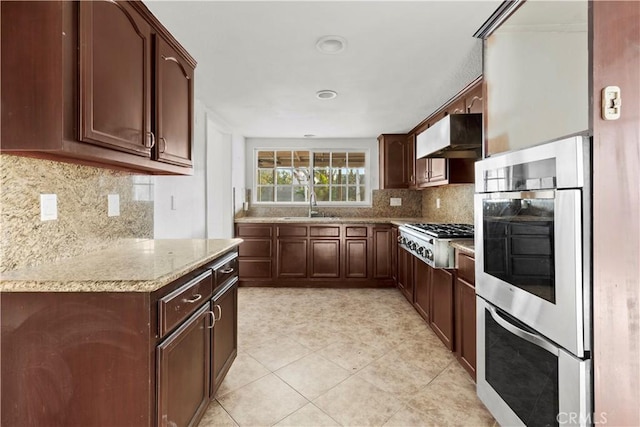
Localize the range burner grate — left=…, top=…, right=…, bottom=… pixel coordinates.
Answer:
left=404, top=223, right=474, bottom=239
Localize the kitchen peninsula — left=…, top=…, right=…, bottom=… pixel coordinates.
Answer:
left=1, top=239, right=241, bottom=427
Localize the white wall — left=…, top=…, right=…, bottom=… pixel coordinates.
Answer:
left=244, top=137, right=379, bottom=205
left=154, top=100, right=239, bottom=239
left=231, top=134, right=246, bottom=215
left=154, top=100, right=207, bottom=238
left=205, top=117, right=234, bottom=238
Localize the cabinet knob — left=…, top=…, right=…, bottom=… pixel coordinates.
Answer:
left=219, top=267, right=234, bottom=274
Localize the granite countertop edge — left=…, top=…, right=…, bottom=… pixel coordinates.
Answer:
left=450, top=240, right=475, bottom=255
left=0, top=239, right=243, bottom=293
left=235, top=217, right=429, bottom=225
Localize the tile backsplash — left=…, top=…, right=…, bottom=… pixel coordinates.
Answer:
left=421, top=184, right=474, bottom=224
left=0, top=155, right=153, bottom=272
left=244, top=189, right=423, bottom=218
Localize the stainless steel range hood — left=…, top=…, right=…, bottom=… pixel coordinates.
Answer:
left=416, top=114, right=483, bottom=159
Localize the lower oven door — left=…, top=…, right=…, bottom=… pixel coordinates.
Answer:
left=477, top=297, right=591, bottom=427
left=474, top=189, right=589, bottom=357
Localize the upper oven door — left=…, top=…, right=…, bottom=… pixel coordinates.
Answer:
left=474, top=189, right=588, bottom=356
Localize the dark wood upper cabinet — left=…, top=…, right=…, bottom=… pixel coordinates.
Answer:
left=155, top=36, right=194, bottom=167
left=79, top=1, right=152, bottom=156
left=0, top=1, right=195, bottom=175
left=379, top=134, right=413, bottom=189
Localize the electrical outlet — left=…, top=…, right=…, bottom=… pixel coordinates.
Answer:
left=436, top=198, right=441, bottom=209
left=40, top=194, right=58, bottom=221
left=108, top=194, right=120, bottom=217
left=390, top=198, right=402, bottom=206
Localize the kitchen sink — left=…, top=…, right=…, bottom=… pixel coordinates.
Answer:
left=278, top=216, right=341, bottom=221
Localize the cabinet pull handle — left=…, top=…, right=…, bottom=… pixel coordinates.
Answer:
left=183, top=293, right=202, bottom=303
left=452, top=108, right=464, bottom=114
left=219, top=267, right=234, bottom=274
left=466, top=96, right=482, bottom=113
left=160, top=137, right=167, bottom=154
left=147, top=131, right=156, bottom=149
left=207, top=311, right=215, bottom=329
left=214, top=304, right=222, bottom=321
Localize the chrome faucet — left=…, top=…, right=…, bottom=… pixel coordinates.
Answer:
left=309, top=190, right=318, bottom=217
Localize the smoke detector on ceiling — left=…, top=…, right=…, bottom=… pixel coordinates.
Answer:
left=316, top=36, right=347, bottom=54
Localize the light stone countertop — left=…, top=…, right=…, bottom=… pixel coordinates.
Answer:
left=0, top=239, right=243, bottom=293
left=450, top=240, right=475, bottom=255
left=235, top=217, right=429, bottom=225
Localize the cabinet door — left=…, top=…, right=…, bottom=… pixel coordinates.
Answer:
left=414, top=259, right=431, bottom=322
left=430, top=267, right=455, bottom=350
left=211, top=280, right=238, bottom=397
left=277, top=239, right=307, bottom=278
left=345, top=239, right=368, bottom=278
left=79, top=1, right=152, bottom=156
left=157, top=303, right=211, bottom=427
left=391, top=227, right=398, bottom=283
left=379, top=134, right=411, bottom=188
left=397, top=247, right=414, bottom=303
left=415, top=158, right=429, bottom=187
left=372, top=227, right=393, bottom=279
left=155, top=36, right=194, bottom=167
left=429, top=159, right=447, bottom=184
left=455, top=276, right=476, bottom=379
left=310, top=239, right=340, bottom=278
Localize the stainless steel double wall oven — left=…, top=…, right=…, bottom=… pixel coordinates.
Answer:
left=474, top=136, right=592, bottom=426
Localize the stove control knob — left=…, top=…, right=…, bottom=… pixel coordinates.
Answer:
left=417, top=246, right=426, bottom=256
left=410, top=241, right=418, bottom=251
left=426, top=249, right=434, bottom=261
left=397, top=235, right=404, bottom=244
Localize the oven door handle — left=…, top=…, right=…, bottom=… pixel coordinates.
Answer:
left=487, top=190, right=556, bottom=200
left=487, top=306, right=559, bottom=356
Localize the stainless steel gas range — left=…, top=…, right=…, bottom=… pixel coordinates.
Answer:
left=397, top=223, right=474, bottom=268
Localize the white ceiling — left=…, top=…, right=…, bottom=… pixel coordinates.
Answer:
left=144, top=1, right=502, bottom=138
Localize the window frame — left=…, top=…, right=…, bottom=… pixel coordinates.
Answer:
left=252, top=147, right=371, bottom=206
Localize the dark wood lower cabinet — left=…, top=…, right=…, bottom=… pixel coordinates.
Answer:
left=0, top=249, right=239, bottom=427
left=413, top=259, right=431, bottom=322
left=430, top=267, right=455, bottom=351
left=310, top=239, right=341, bottom=278
left=455, top=275, right=476, bottom=380
left=277, top=239, right=308, bottom=278
left=211, top=279, right=238, bottom=397
left=397, top=246, right=414, bottom=303
left=236, top=223, right=394, bottom=287
left=345, top=239, right=368, bottom=278
left=157, top=303, right=212, bottom=427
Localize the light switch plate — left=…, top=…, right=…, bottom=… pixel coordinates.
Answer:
left=40, top=194, right=58, bottom=221
left=390, top=197, right=402, bottom=206
left=602, top=86, right=621, bottom=120
left=108, top=194, right=120, bottom=217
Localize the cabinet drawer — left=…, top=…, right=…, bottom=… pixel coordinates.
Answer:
left=238, top=259, right=272, bottom=279
left=236, top=225, right=273, bottom=238
left=457, top=252, right=475, bottom=285
left=212, top=253, right=239, bottom=291
left=159, top=270, right=213, bottom=337
left=239, top=239, right=272, bottom=257
left=346, top=226, right=368, bottom=237
left=310, top=226, right=340, bottom=237
left=277, top=225, right=307, bottom=237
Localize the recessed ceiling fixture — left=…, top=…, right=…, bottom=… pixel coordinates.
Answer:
left=316, top=90, right=338, bottom=100
left=316, top=35, right=347, bottom=54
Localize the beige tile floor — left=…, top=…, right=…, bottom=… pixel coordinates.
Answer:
left=199, top=287, right=495, bottom=427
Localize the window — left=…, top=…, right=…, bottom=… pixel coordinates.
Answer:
left=255, top=149, right=368, bottom=204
